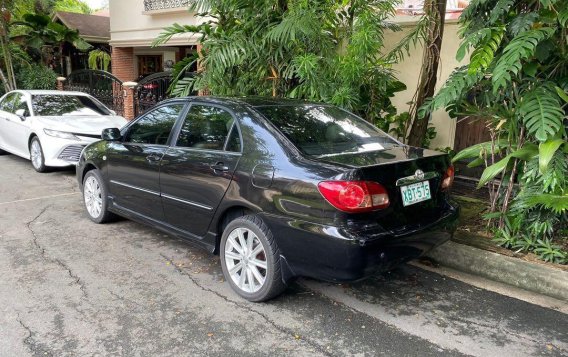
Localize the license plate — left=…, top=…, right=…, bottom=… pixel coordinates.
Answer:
left=400, top=181, right=431, bottom=206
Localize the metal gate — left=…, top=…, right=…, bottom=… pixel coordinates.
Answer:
left=64, top=70, right=125, bottom=116
left=135, top=72, right=172, bottom=116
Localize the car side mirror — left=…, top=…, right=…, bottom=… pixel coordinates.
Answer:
left=14, top=109, right=26, bottom=120
left=101, top=128, right=122, bottom=141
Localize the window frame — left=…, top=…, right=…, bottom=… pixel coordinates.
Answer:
left=121, top=101, right=189, bottom=147
left=170, top=102, right=243, bottom=154
left=12, top=93, right=32, bottom=117
left=0, top=92, right=18, bottom=114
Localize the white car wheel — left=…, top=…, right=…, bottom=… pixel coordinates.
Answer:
left=30, top=137, right=47, bottom=172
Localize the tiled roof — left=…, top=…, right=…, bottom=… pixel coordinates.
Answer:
left=54, top=11, right=110, bottom=41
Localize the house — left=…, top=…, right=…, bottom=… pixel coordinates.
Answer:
left=52, top=11, right=111, bottom=75
left=109, top=0, right=200, bottom=82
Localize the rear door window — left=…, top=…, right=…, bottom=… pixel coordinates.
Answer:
left=124, top=104, right=185, bottom=145
left=175, top=104, right=236, bottom=151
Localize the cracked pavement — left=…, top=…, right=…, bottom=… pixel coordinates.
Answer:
left=0, top=154, right=566, bottom=357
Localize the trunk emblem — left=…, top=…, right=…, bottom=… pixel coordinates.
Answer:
left=414, top=169, right=425, bottom=180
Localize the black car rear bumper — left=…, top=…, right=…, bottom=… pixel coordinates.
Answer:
left=261, top=202, right=459, bottom=282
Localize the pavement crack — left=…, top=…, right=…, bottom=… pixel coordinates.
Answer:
left=160, top=253, right=333, bottom=357
left=53, top=258, right=89, bottom=298
left=26, top=205, right=88, bottom=298
left=27, top=205, right=51, bottom=259
left=106, top=288, right=144, bottom=307
left=17, top=315, right=33, bottom=350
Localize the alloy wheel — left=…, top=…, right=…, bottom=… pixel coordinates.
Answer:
left=224, top=227, right=268, bottom=293
left=30, top=140, right=43, bottom=170
left=84, top=176, right=103, bottom=219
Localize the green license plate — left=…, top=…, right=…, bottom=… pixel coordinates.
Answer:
left=400, top=181, right=431, bottom=207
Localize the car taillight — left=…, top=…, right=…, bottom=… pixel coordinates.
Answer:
left=441, top=165, right=454, bottom=191
left=318, top=181, right=390, bottom=213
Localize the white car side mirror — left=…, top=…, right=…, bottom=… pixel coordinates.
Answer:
left=14, top=109, right=26, bottom=120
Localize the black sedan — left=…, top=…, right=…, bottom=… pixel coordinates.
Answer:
left=77, top=97, right=459, bottom=302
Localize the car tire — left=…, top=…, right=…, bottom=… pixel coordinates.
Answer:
left=220, top=215, right=287, bottom=302
left=29, top=137, right=47, bottom=172
left=82, top=169, right=115, bottom=224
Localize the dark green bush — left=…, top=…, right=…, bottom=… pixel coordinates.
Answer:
left=17, top=64, right=57, bottom=90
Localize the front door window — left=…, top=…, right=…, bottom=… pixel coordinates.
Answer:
left=125, top=104, right=184, bottom=145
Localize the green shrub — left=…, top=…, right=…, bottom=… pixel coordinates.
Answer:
left=17, top=64, right=57, bottom=90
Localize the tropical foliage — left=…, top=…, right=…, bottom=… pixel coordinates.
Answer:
left=88, top=49, right=111, bottom=71
left=424, top=0, right=568, bottom=263
left=153, top=0, right=408, bottom=130
left=17, top=63, right=57, bottom=89
left=0, top=0, right=93, bottom=91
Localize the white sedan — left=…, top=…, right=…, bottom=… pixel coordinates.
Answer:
left=0, top=90, right=127, bottom=172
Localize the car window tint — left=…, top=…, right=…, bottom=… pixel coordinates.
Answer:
left=32, top=95, right=110, bottom=116
left=0, top=93, right=17, bottom=113
left=176, top=105, right=234, bottom=150
left=125, top=104, right=184, bottom=145
left=13, top=94, right=30, bottom=116
left=257, top=105, right=399, bottom=156
left=225, top=124, right=241, bottom=152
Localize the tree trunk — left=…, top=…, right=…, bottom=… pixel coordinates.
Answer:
left=407, top=0, right=447, bottom=147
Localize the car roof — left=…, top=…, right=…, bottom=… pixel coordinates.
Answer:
left=11, top=90, right=92, bottom=96
left=160, top=96, right=323, bottom=108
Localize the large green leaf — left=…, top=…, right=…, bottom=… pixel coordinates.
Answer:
left=492, top=28, right=555, bottom=91
left=421, top=67, right=483, bottom=118
left=518, top=86, right=564, bottom=141
left=478, top=156, right=510, bottom=187
left=467, top=27, right=505, bottom=74
left=452, top=139, right=508, bottom=162
left=477, top=144, right=538, bottom=187
left=538, top=139, right=565, bottom=173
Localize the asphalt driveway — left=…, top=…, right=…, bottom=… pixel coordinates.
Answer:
left=0, top=154, right=566, bottom=357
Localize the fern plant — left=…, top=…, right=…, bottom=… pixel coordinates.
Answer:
left=423, top=0, right=568, bottom=263
left=152, top=0, right=406, bottom=125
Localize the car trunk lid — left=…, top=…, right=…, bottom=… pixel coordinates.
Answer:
left=314, top=146, right=452, bottom=231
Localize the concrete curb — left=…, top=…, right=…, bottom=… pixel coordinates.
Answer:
left=425, top=241, right=568, bottom=301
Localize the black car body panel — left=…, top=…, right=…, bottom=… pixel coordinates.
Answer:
left=77, top=96, right=459, bottom=283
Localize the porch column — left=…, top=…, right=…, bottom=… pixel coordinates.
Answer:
left=111, top=47, right=135, bottom=82
left=56, top=77, right=66, bottom=91
left=122, top=81, right=137, bottom=121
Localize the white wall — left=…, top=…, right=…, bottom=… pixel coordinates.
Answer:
left=109, top=0, right=202, bottom=47
left=384, top=18, right=466, bottom=149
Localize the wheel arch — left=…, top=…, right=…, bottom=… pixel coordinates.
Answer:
left=80, top=163, right=99, bottom=184
left=212, top=204, right=256, bottom=254
left=28, top=133, right=38, bottom=149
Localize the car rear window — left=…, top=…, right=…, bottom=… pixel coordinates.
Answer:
left=32, top=95, right=110, bottom=116
left=257, top=105, right=399, bottom=156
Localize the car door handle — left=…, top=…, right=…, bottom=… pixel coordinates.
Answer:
left=146, top=154, right=161, bottom=163
left=210, top=162, right=229, bottom=172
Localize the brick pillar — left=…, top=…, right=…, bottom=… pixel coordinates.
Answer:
left=122, top=82, right=137, bottom=121
left=111, top=47, right=135, bottom=82
left=56, top=77, right=66, bottom=91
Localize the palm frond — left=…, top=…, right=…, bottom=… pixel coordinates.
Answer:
left=152, top=23, right=202, bottom=47
left=492, top=28, right=555, bottom=91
